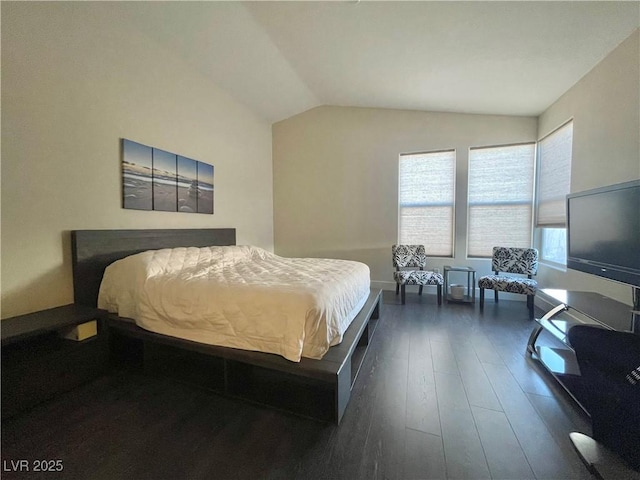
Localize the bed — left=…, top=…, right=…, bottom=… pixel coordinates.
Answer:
left=71, top=228, right=382, bottom=423
left=98, top=244, right=371, bottom=362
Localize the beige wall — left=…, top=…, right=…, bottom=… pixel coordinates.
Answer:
left=273, top=30, right=639, bottom=306
left=536, top=29, right=639, bottom=306
left=273, top=106, right=537, bottom=290
left=1, top=2, right=274, bottom=318
left=3, top=4, right=636, bottom=318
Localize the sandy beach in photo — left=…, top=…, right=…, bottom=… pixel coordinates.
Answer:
left=198, top=189, right=214, bottom=214
left=177, top=184, right=198, bottom=213
left=123, top=162, right=152, bottom=210
left=153, top=182, right=177, bottom=211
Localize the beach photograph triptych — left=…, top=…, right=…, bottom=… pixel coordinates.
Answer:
left=122, top=139, right=214, bottom=214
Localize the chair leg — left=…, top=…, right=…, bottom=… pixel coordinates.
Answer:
left=437, top=285, right=442, bottom=306
left=401, top=284, right=406, bottom=305
left=494, top=290, right=499, bottom=303
left=480, top=288, right=484, bottom=310
left=419, top=285, right=423, bottom=296
left=527, top=295, right=534, bottom=318
left=396, top=283, right=399, bottom=296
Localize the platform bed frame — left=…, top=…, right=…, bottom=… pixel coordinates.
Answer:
left=71, top=228, right=381, bottom=423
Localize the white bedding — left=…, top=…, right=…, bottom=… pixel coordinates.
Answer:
left=98, top=245, right=371, bottom=362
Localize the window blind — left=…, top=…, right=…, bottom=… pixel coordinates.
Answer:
left=467, top=143, right=535, bottom=257
left=536, top=121, right=573, bottom=226
left=398, top=150, right=455, bottom=257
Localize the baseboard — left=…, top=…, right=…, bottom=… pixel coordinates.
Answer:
left=371, top=280, right=442, bottom=294
left=371, top=280, right=396, bottom=291
left=374, top=281, right=534, bottom=304
left=372, top=281, right=526, bottom=303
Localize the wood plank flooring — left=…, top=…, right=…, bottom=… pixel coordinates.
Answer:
left=2, top=291, right=595, bottom=479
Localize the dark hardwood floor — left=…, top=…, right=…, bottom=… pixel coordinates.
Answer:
left=2, top=291, right=595, bottom=479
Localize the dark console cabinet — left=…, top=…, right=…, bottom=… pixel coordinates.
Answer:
left=1, top=304, right=108, bottom=420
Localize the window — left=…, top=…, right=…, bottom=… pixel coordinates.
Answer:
left=398, top=150, right=455, bottom=257
left=467, top=143, right=536, bottom=257
left=540, top=227, right=566, bottom=264
left=536, top=120, right=573, bottom=265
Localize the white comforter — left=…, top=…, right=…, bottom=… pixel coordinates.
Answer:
left=98, top=245, right=371, bottom=362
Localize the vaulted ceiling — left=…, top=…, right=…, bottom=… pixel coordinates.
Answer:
left=123, top=1, right=639, bottom=123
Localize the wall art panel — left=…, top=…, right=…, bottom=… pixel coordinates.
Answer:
left=122, top=139, right=214, bottom=214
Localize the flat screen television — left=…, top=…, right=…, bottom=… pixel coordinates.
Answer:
left=566, top=180, right=640, bottom=290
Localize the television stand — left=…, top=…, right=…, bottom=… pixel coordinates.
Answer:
left=528, top=289, right=637, bottom=408
left=528, top=289, right=639, bottom=479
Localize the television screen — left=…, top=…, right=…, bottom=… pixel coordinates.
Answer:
left=567, top=180, right=640, bottom=288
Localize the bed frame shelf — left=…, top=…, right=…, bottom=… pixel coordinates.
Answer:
left=71, top=228, right=381, bottom=424
left=107, top=288, right=381, bottom=423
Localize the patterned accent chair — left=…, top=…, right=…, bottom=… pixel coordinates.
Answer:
left=478, top=247, right=539, bottom=317
left=392, top=245, right=443, bottom=305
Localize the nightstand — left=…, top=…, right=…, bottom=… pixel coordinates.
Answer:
left=1, top=304, right=108, bottom=419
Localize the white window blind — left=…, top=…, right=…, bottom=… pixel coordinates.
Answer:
left=467, top=143, right=536, bottom=257
left=537, top=121, right=573, bottom=226
left=398, top=150, right=455, bottom=257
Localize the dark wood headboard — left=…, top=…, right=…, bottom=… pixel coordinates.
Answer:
left=71, top=228, right=236, bottom=307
